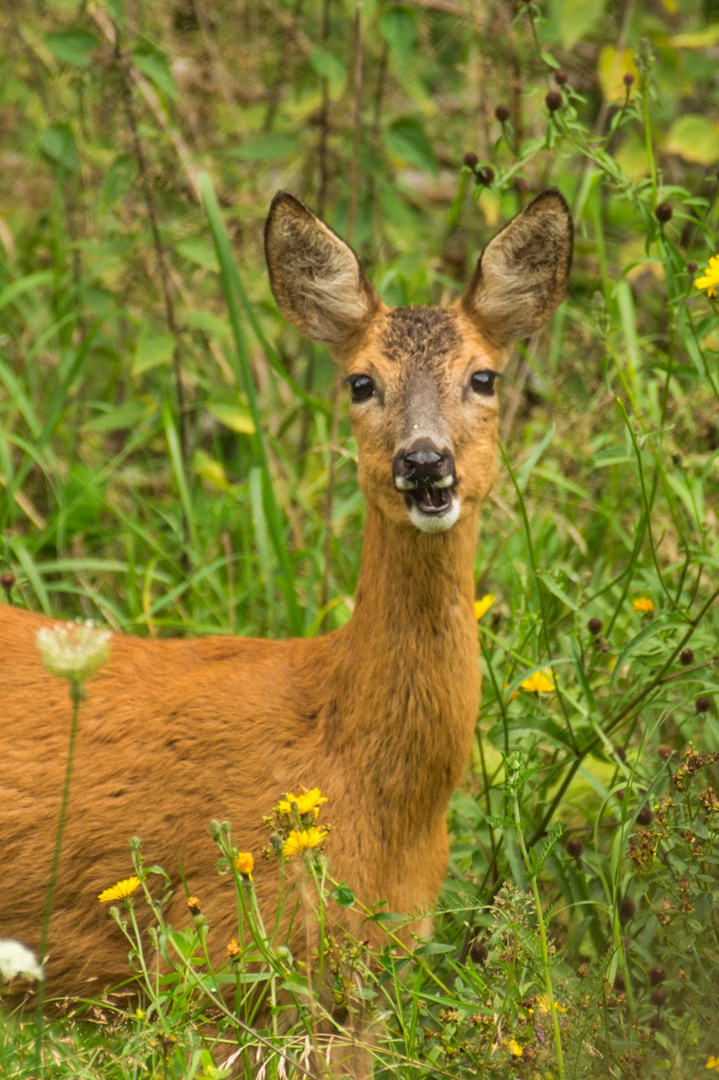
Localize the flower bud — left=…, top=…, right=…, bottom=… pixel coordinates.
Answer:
left=680, top=648, right=694, bottom=665
left=637, top=806, right=654, bottom=826
left=649, top=965, right=667, bottom=986
left=565, top=836, right=584, bottom=859
left=495, top=104, right=510, bottom=123
left=554, top=70, right=568, bottom=85
left=655, top=202, right=673, bottom=223
left=587, top=617, right=602, bottom=636
left=545, top=91, right=562, bottom=112
left=623, top=72, right=635, bottom=87
left=650, top=987, right=667, bottom=1007
left=463, top=151, right=478, bottom=169
left=696, top=696, right=711, bottom=714
left=619, top=897, right=636, bottom=921
left=470, top=940, right=489, bottom=964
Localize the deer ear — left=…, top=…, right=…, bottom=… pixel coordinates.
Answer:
left=265, top=191, right=381, bottom=350
left=460, top=189, right=573, bottom=347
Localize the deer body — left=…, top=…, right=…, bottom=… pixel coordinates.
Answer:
left=0, top=189, right=572, bottom=1002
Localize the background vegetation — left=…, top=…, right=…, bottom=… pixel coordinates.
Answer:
left=1, top=0, right=719, bottom=1075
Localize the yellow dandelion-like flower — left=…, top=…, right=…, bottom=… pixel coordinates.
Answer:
left=227, top=938, right=241, bottom=958
left=695, top=255, right=719, bottom=299
left=474, top=594, right=495, bottom=621
left=98, top=876, right=141, bottom=903
left=632, top=597, right=654, bottom=614
left=521, top=669, right=555, bottom=693
left=235, top=851, right=254, bottom=880
left=276, top=788, right=328, bottom=818
left=187, top=896, right=201, bottom=914
left=506, top=1038, right=523, bottom=1057
left=706, top=1056, right=719, bottom=1073
left=283, top=826, right=328, bottom=857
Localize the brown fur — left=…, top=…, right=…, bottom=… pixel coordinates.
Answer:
left=0, top=191, right=572, bottom=1015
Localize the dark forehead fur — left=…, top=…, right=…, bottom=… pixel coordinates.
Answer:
left=381, top=307, right=461, bottom=365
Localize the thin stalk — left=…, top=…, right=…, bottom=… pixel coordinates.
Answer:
left=34, top=679, right=84, bottom=1073
left=511, top=784, right=565, bottom=1080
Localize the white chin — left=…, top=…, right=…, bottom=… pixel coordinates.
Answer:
left=408, top=496, right=461, bottom=534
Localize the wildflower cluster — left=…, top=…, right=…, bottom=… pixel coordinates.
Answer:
left=37, top=620, right=111, bottom=685
left=265, top=787, right=330, bottom=859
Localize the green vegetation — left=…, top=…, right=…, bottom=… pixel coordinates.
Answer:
left=1, top=0, right=719, bottom=1075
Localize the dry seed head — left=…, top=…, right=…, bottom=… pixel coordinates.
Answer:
left=696, top=696, right=711, bottom=714
left=587, top=617, right=602, bottom=636
left=463, top=151, right=478, bottom=169
left=495, top=104, right=510, bottom=122
left=655, top=202, right=673, bottom=223
left=680, top=648, right=694, bottom=665
left=636, top=806, right=654, bottom=826
left=545, top=91, right=562, bottom=112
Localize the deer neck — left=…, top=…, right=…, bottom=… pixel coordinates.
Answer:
left=329, top=501, right=481, bottom=828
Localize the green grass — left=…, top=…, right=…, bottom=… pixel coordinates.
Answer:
left=2, top=0, right=719, bottom=1074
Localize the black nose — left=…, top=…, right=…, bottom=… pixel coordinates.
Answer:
left=393, top=438, right=455, bottom=487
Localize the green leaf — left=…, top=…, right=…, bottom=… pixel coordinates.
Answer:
left=552, top=0, right=605, bottom=50
left=102, top=154, right=135, bottom=212
left=39, top=124, right=78, bottom=172
left=133, top=50, right=178, bottom=102
left=332, top=883, right=356, bottom=907
left=536, top=569, right=580, bottom=611
left=84, top=400, right=151, bottom=433
left=665, top=115, right=719, bottom=166
left=414, top=942, right=454, bottom=956
left=379, top=6, right=418, bottom=66
left=309, top=48, right=345, bottom=93
left=231, top=132, right=300, bottom=162
left=175, top=240, right=219, bottom=273
left=206, top=402, right=255, bottom=435
left=45, top=29, right=98, bottom=67
left=133, top=326, right=176, bottom=376
left=383, top=117, right=438, bottom=175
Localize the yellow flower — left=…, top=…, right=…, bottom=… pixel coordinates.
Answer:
left=632, top=596, right=654, bottom=614
left=187, top=896, right=201, bottom=913
left=98, top=876, right=141, bottom=903
left=276, top=788, right=327, bottom=818
left=695, top=255, right=719, bottom=298
left=474, top=594, right=495, bottom=620
left=235, top=851, right=254, bottom=880
left=283, top=826, right=328, bottom=857
left=227, top=939, right=241, bottom=957
left=706, top=1056, right=719, bottom=1073
left=506, top=1038, right=523, bottom=1057
left=521, top=669, right=555, bottom=693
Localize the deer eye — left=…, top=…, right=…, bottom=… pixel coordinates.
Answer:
left=470, top=369, right=499, bottom=397
left=348, top=374, right=375, bottom=403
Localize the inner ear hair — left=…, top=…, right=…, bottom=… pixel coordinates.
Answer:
left=265, top=191, right=380, bottom=350
left=459, top=188, right=573, bottom=348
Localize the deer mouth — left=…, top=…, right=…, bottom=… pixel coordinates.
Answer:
left=407, top=484, right=454, bottom=516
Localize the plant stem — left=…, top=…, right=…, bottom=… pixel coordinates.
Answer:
left=35, top=679, right=84, bottom=1074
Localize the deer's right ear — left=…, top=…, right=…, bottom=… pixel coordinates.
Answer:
left=460, top=188, right=573, bottom=348
left=265, top=191, right=381, bottom=351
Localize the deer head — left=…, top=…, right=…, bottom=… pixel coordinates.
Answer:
left=265, top=189, right=573, bottom=535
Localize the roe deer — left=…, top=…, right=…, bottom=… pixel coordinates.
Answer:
left=0, top=189, right=572, bottom=1005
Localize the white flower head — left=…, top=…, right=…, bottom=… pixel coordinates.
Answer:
left=0, top=939, right=44, bottom=982
left=36, top=620, right=111, bottom=683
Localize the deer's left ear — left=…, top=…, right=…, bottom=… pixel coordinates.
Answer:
left=459, top=189, right=573, bottom=347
